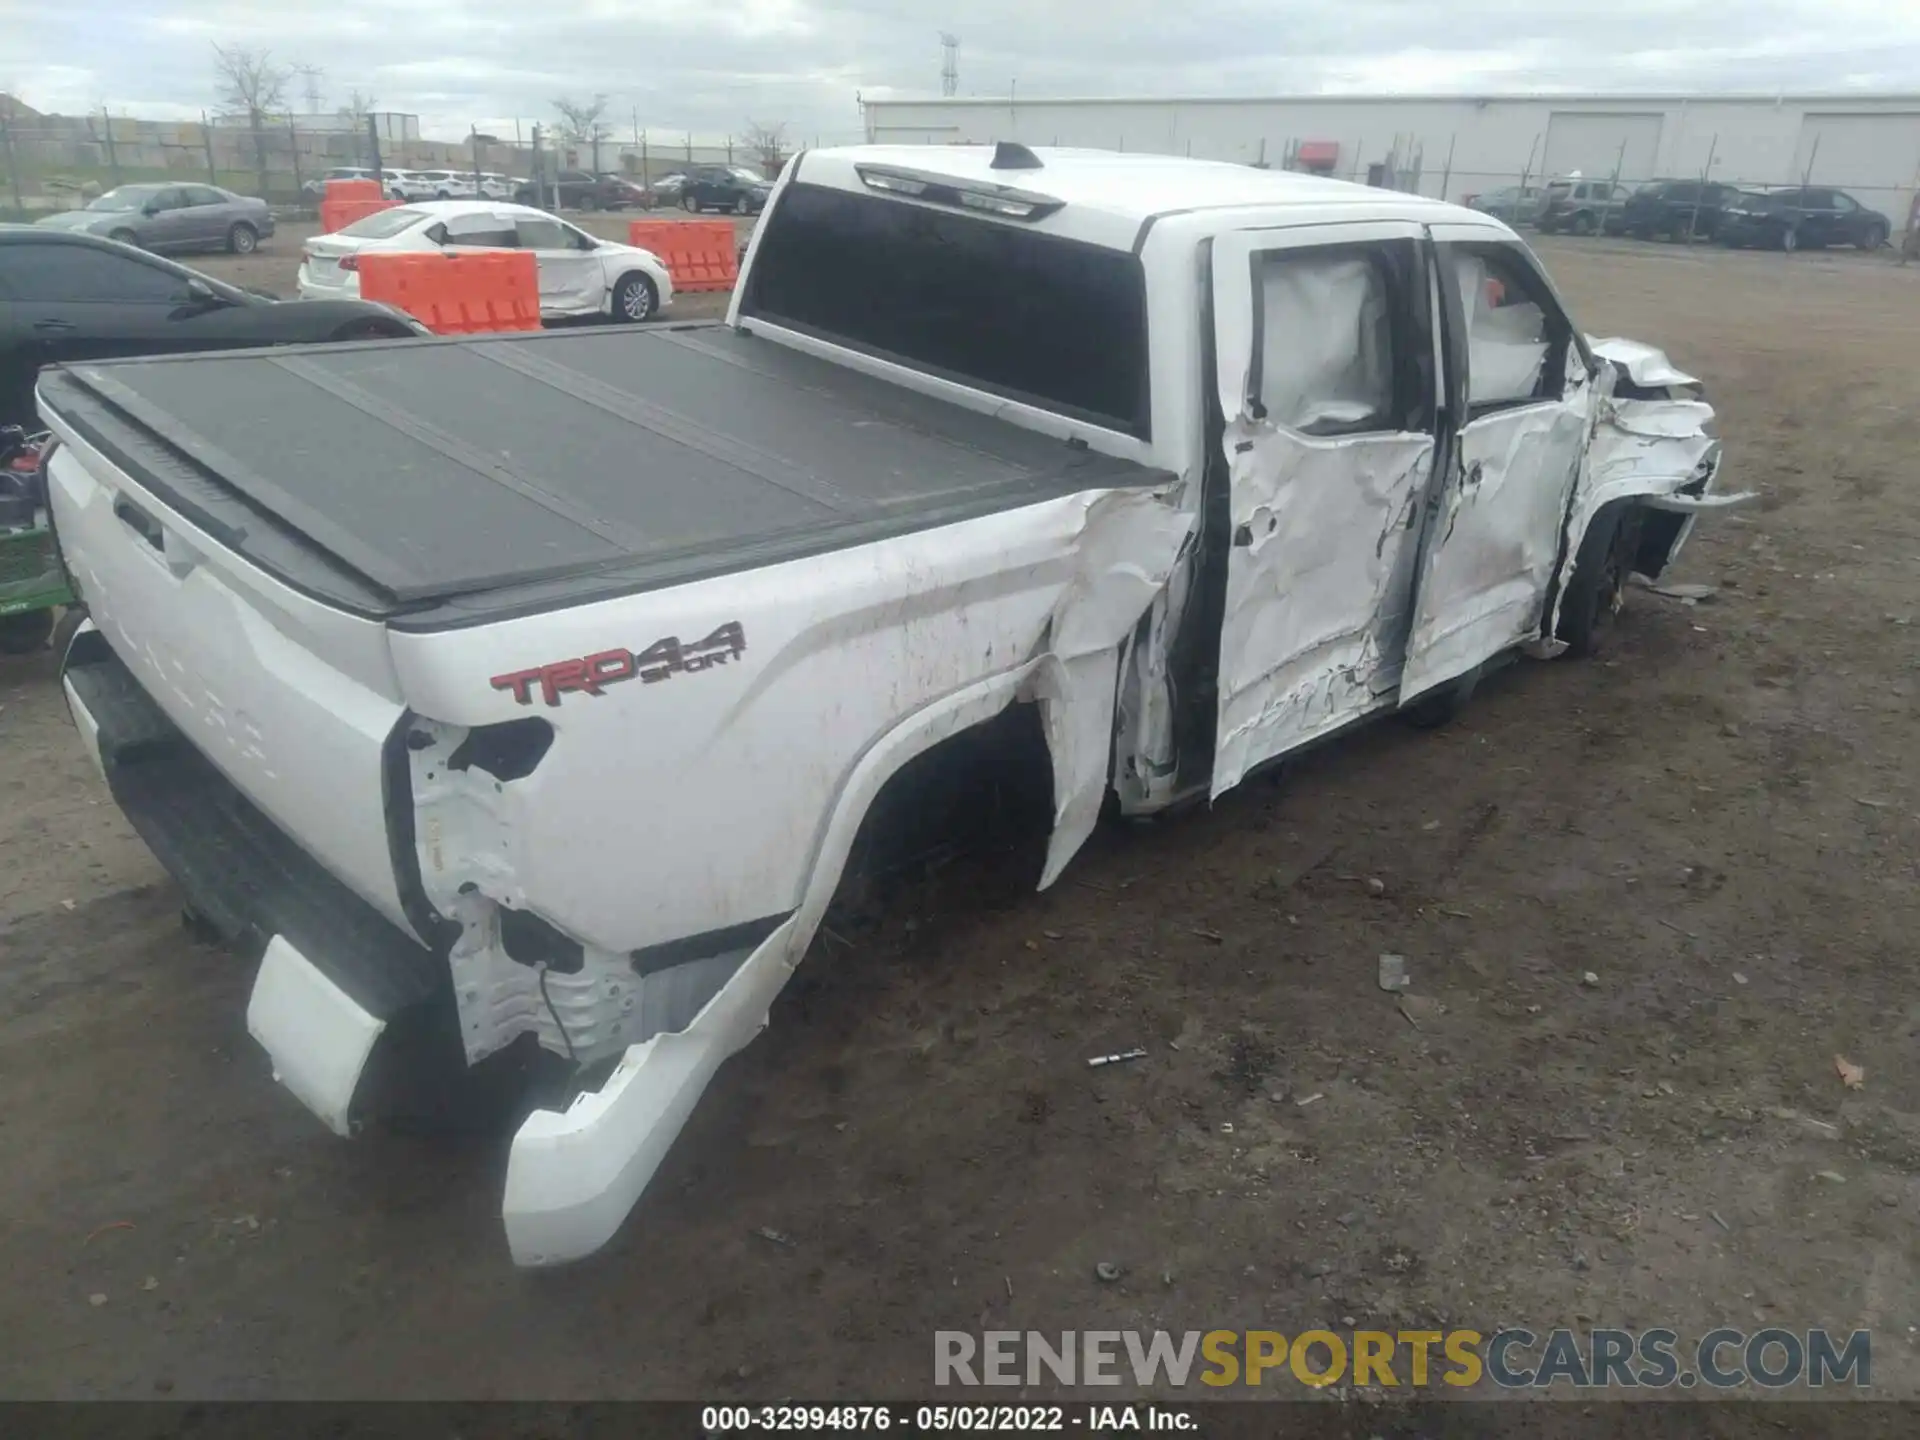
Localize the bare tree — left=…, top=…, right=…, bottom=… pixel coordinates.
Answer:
left=743, top=120, right=788, bottom=178
left=213, top=43, right=291, bottom=198
left=552, top=94, right=611, bottom=172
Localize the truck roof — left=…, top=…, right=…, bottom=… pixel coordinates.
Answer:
left=800, top=144, right=1484, bottom=249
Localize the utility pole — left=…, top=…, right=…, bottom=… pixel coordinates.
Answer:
left=101, top=108, right=121, bottom=185
left=940, top=32, right=959, bottom=97
left=294, top=64, right=324, bottom=116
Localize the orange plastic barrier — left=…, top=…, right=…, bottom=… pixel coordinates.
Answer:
left=325, top=178, right=384, bottom=203
left=356, top=251, right=541, bottom=335
left=626, top=219, right=738, bottom=292
left=319, top=196, right=399, bottom=234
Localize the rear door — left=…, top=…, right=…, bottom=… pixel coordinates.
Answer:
left=1797, top=188, right=1838, bottom=246
left=1398, top=227, right=1597, bottom=701
left=180, top=186, right=231, bottom=248
left=1206, top=220, right=1441, bottom=794
left=514, top=214, right=606, bottom=316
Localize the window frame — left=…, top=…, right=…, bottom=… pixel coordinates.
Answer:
left=1440, top=239, right=1580, bottom=422
left=1243, top=237, right=1433, bottom=439
left=739, top=180, right=1153, bottom=440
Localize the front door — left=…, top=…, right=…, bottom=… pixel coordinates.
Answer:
left=1206, top=221, right=1440, bottom=795
left=514, top=215, right=606, bottom=316
left=1396, top=226, right=1597, bottom=702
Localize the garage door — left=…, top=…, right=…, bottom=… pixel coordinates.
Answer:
left=1543, top=112, right=1664, bottom=187
left=1791, top=113, right=1920, bottom=224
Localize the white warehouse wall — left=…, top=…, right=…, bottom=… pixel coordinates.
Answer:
left=862, top=94, right=1920, bottom=224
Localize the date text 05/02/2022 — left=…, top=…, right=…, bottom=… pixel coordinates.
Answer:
left=699, top=1405, right=1194, bottom=1432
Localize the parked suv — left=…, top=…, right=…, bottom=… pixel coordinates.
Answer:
left=1463, top=184, right=1543, bottom=225
left=513, top=171, right=647, bottom=210
left=680, top=165, right=773, bottom=214
left=1536, top=179, right=1631, bottom=236
left=1718, top=186, right=1892, bottom=253
left=1614, top=180, right=1739, bottom=241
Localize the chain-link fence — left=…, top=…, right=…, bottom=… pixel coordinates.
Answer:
left=0, top=103, right=860, bottom=218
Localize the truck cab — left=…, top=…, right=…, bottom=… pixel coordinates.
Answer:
left=40, top=143, right=1736, bottom=1268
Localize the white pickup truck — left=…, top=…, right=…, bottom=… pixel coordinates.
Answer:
left=40, top=144, right=1741, bottom=1266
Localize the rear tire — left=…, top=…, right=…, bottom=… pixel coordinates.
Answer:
left=682, top=194, right=699, bottom=213
left=333, top=319, right=412, bottom=342
left=1572, top=210, right=1597, bottom=237
left=227, top=222, right=258, bottom=255
left=0, top=609, right=54, bottom=655
left=1860, top=222, right=1887, bottom=252
left=613, top=272, right=657, bottom=324
left=1556, top=502, right=1643, bottom=658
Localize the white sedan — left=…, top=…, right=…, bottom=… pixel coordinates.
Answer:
left=296, top=201, right=674, bottom=323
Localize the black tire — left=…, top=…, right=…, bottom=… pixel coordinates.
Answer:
left=1571, top=210, right=1597, bottom=237
left=682, top=193, right=699, bottom=213
left=0, top=608, right=54, bottom=655
left=1780, top=226, right=1799, bottom=254
left=51, top=604, right=87, bottom=661
left=1860, top=222, right=1888, bottom=252
left=733, top=195, right=749, bottom=215
left=1556, top=502, right=1644, bottom=658
left=332, top=318, right=412, bottom=342
left=108, top=228, right=139, bottom=248
left=1401, top=668, right=1480, bottom=730
left=227, top=222, right=258, bottom=255
left=612, top=272, right=658, bottom=324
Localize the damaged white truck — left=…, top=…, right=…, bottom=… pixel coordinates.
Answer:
left=40, top=144, right=1743, bottom=1265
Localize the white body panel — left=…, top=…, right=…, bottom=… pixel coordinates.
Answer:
left=44, top=144, right=1737, bottom=1267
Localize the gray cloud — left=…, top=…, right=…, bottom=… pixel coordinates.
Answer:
left=11, top=0, right=1920, bottom=144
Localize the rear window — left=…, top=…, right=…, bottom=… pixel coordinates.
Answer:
left=339, top=207, right=428, bottom=239
left=741, top=181, right=1150, bottom=438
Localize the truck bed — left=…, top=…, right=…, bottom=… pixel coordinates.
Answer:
left=39, top=322, right=1168, bottom=630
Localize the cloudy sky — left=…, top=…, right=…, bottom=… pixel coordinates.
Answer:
left=7, top=0, right=1920, bottom=145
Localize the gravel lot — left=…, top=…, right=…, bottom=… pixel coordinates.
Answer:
left=2, top=230, right=1917, bottom=1402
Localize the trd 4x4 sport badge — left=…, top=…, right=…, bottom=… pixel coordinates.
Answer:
left=490, top=621, right=747, bottom=707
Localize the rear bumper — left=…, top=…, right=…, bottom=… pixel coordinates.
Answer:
left=61, top=629, right=443, bottom=1127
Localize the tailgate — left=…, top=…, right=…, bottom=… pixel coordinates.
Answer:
left=44, top=433, right=416, bottom=932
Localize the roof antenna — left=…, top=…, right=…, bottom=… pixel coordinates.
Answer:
left=990, top=141, right=1043, bottom=171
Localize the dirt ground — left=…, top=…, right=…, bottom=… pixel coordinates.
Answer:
left=2, top=231, right=1918, bottom=1405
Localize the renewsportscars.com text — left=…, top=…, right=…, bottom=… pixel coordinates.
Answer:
left=934, top=1327, right=1871, bottom=1391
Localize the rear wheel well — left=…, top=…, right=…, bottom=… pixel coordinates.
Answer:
left=830, top=700, right=1055, bottom=919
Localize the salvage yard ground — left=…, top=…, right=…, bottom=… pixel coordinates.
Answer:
left=1, top=230, right=1917, bottom=1401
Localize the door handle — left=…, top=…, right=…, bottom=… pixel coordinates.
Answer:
left=33, top=318, right=76, bottom=333
left=114, top=495, right=165, bottom=552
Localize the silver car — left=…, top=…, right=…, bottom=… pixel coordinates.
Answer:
left=34, top=183, right=275, bottom=256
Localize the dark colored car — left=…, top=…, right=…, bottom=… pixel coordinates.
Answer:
left=0, top=227, right=426, bottom=429
left=1536, top=179, right=1631, bottom=236
left=1718, top=186, right=1893, bottom=253
left=513, top=171, right=646, bottom=211
left=679, top=165, right=773, bottom=215
left=1611, top=180, right=1740, bottom=241
left=35, top=183, right=275, bottom=256
left=1463, top=184, right=1543, bottom=225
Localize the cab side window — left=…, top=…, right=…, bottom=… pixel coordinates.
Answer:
left=1447, top=244, right=1574, bottom=414
left=1249, top=240, right=1430, bottom=437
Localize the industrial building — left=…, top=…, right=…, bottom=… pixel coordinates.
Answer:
left=861, top=93, right=1920, bottom=222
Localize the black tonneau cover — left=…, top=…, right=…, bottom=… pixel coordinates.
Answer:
left=40, top=322, right=1169, bottom=630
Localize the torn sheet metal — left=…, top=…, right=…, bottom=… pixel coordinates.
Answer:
left=1398, top=397, right=1589, bottom=701
left=1030, top=489, right=1192, bottom=886
left=1212, top=419, right=1433, bottom=796
left=1588, top=337, right=1701, bottom=391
